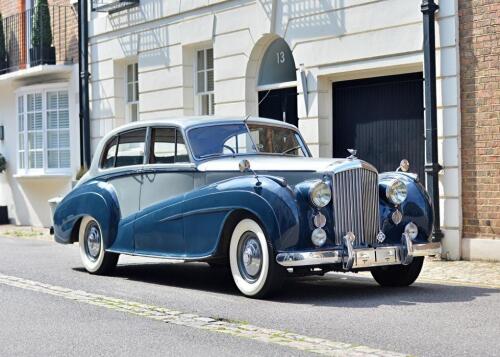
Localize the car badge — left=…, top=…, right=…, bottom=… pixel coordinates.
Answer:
left=347, top=149, right=357, bottom=160
left=376, top=231, right=386, bottom=243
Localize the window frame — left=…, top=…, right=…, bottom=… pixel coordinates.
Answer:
left=147, top=127, right=191, bottom=165
left=99, top=126, right=194, bottom=172
left=125, top=62, right=139, bottom=122
left=99, top=128, right=148, bottom=170
left=16, top=84, right=72, bottom=176
left=185, top=121, right=312, bottom=161
left=194, top=48, right=214, bottom=116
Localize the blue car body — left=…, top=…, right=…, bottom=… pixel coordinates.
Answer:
left=53, top=116, right=438, bottom=272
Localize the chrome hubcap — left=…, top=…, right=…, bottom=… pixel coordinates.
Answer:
left=237, top=232, right=262, bottom=282
left=85, top=223, right=101, bottom=261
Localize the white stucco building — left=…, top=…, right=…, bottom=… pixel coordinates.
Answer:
left=87, top=0, right=462, bottom=259
left=0, top=1, right=80, bottom=228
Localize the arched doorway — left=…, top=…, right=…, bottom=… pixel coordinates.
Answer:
left=256, top=38, right=298, bottom=127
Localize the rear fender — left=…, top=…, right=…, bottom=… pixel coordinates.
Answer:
left=53, top=181, right=121, bottom=248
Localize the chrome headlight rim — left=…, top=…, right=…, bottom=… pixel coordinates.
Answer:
left=309, top=180, right=332, bottom=208
left=385, top=179, right=408, bottom=205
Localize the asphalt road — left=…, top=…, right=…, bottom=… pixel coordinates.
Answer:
left=1, top=236, right=499, bottom=357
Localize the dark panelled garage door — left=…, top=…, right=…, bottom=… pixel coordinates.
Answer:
left=332, top=73, right=425, bottom=180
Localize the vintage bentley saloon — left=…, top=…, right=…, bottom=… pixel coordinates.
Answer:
left=53, top=117, right=441, bottom=298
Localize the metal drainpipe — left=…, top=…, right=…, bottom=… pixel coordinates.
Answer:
left=78, top=0, right=91, bottom=169
left=421, top=0, right=443, bottom=242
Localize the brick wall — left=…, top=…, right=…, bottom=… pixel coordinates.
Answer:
left=459, top=0, right=500, bottom=239
left=0, top=0, right=78, bottom=69
left=0, top=1, right=20, bottom=18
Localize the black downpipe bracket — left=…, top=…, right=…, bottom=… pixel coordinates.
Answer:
left=78, top=0, right=91, bottom=169
left=421, top=0, right=443, bottom=242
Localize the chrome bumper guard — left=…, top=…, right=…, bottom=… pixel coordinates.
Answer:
left=275, top=236, right=441, bottom=269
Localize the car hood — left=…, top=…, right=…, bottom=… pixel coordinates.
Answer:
left=196, top=156, right=376, bottom=173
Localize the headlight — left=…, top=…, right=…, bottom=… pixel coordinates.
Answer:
left=386, top=179, right=407, bottom=205
left=309, top=181, right=331, bottom=208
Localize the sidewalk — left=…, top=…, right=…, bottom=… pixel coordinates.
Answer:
left=0, top=225, right=52, bottom=241
left=418, top=258, right=500, bottom=289
left=1, top=224, right=499, bottom=289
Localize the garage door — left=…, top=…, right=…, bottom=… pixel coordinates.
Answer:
left=332, top=73, right=425, bottom=181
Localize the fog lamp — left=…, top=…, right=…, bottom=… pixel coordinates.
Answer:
left=313, top=212, right=326, bottom=228
left=404, top=222, right=418, bottom=240
left=311, top=228, right=327, bottom=247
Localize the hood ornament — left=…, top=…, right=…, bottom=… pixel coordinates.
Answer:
left=347, top=149, right=357, bottom=160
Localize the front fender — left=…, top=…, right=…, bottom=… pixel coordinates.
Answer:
left=379, top=172, right=433, bottom=244
left=183, top=176, right=300, bottom=257
left=53, top=181, right=121, bottom=248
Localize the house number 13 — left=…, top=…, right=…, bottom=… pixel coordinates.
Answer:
left=276, top=51, right=285, bottom=64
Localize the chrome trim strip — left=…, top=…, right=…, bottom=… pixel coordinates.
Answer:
left=328, top=159, right=377, bottom=174
left=400, top=233, right=414, bottom=265
left=275, top=242, right=441, bottom=268
left=412, top=242, right=442, bottom=256
left=342, top=233, right=355, bottom=270
left=275, top=251, right=342, bottom=267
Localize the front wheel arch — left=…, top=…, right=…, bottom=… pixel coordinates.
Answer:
left=70, top=217, right=83, bottom=243
left=215, top=209, right=275, bottom=262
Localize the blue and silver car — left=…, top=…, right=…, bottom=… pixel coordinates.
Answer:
left=53, top=116, right=441, bottom=298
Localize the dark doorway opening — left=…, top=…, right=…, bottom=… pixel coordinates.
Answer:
left=332, top=73, right=425, bottom=180
left=258, top=87, right=298, bottom=127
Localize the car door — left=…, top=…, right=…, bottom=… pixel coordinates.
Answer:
left=99, top=128, right=147, bottom=252
left=133, top=127, right=195, bottom=257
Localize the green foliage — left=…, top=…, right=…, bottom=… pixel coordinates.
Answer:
left=31, top=0, right=52, bottom=48
left=0, top=153, right=6, bottom=173
left=0, top=13, right=6, bottom=63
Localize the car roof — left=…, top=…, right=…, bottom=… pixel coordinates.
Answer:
left=105, top=116, right=298, bottom=137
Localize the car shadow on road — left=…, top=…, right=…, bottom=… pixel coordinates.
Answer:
left=74, top=262, right=499, bottom=307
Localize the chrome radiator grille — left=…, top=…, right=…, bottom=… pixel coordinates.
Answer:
left=332, top=168, right=380, bottom=246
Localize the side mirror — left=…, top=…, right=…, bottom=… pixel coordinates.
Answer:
left=239, top=159, right=251, bottom=173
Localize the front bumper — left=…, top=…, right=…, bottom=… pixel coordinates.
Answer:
left=276, top=241, right=441, bottom=270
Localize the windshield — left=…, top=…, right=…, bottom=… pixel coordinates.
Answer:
left=188, top=123, right=308, bottom=160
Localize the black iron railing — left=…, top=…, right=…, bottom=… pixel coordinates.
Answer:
left=0, top=5, right=77, bottom=74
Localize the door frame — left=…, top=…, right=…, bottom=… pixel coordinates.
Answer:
left=330, top=72, right=425, bottom=179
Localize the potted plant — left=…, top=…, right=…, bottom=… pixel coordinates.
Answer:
left=0, top=13, right=8, bottom=73
left=30, top=0, right=55, bottom=66
left=0, top=153, right=8, bottom=224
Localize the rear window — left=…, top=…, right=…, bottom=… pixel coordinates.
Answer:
left=101, top=136, right=118, bottom=169
left=115, top=129, right=146, bottom=167
left=100, top=129, right=146, bottom=169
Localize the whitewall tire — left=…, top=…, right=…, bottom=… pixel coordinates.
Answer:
left=229, top=218, right=284, bottom=298
left=79, top=216, right=119, bottom=275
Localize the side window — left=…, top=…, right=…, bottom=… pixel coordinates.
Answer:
left=150, top=128, right=190, bottom=164
left=115, top=129, right=146, bottom=167
left=101, top=136, right=118, bottom=169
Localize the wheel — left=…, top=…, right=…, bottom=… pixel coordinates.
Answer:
left=229, top=218, right=285, bottom=298
left=79, top=216, right=119, bottom=275
left=371, top=257, right=424, bottom=287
